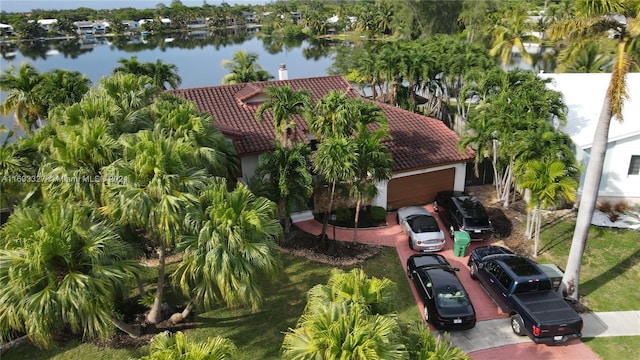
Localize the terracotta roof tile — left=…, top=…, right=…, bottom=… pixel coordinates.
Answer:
left=169, top=76, right=474, bottom=172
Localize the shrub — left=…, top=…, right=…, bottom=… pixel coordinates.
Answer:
left=369, top=206, right=387, bottom=222
left=597, top=201, right=612, bottom=214
left=614, top=201, right=628, bottom=213
left=336, top=207, right=353, bottom=222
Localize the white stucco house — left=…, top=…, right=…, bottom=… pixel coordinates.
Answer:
left=542, top=72, right=640, bottom=205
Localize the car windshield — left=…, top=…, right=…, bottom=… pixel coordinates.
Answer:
left=435, top=287, right=470, bottom=308
left=464, top=218, right=490, bottom=227
left=409, top=216, right=439, bottom=233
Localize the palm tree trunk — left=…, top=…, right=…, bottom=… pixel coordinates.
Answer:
left=321, top=182, right=337, bottom=243
left=353, top=198, right=361, bottom=243
left=169, top=299, right=195, bottom=324
left=534, top=207, right=542, bottom=257
left=147, top=242, right=166, bottom=324
left=559, top=96, right=612, bottom=300
left=111, top=317, right=141, bottom=338
left=134, top=272, right=146, bottom=298
left=280, top=199, right=290, bottom=234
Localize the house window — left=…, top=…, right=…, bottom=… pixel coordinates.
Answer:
left=629, top=156, right=640, bottom=175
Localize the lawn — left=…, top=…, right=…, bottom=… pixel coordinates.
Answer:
left=535, top=215, right=640, bottom=360
left=2, top=247, right=420, bottom=360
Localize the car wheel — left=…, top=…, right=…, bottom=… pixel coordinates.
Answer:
left=408, top=237, right=414, bottom=250
left=449, top=226, right=455, bottom=237
left=433, top=201, right=438, bottom=212
left=407, top=266, right=412, bottom=279
left=470, top=263, right=478, bottom=280
left=423, top=305, right=429, bottom=322
left=511, top=315, right=526, bottom=336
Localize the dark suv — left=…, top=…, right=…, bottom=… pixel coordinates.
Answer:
left=433, top=191, right=492, bottom=240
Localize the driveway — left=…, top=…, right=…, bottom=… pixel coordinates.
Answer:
left=390, top=205, right=600, bottom=360
left=295, top=207, right=601, bottom=359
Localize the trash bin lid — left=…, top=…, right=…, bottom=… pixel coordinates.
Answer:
left=453, top=231, right=471, bottom=244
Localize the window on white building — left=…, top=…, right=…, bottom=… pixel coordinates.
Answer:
left=628, top=155, right=640, bottom=175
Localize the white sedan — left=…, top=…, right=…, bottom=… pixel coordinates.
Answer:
left=397, top=206, right=446, bottom=252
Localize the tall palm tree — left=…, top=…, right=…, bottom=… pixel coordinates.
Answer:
left=221, top=50, right=273, bottom=84
left=350, top=122, right=393, bottom=243
left=0, top=63, right=44, bottom=134
left=312, top=136, right=358, bottom=243
left=0, top=202, right=141, bottom=347
left=253, top=142, right=313, bottom=234
left=489, top=4, right=541, bottom=66
left=172, top=178, right=281, bottom=319
left=547, top=0, right=640, bottom=300
left=101, top=129, right=208, bottom=324
left=140, top=331, right=238, bottom=360
left=37, top=69, right=91, bottom=113
left=255, top=85, right=312, bottom=148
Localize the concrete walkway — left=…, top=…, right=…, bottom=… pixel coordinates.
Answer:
left=294, top=208, right=640, bottom=360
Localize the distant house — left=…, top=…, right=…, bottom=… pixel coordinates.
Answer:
left=169, top=74, right=474, bottom=211
left=0, top=23, right=14, bottom=36
left=242, top=11, right=255, bottom=23
left=73, top=21, right=95, bottom=35
left=542, top=73, right=640, bottom=205
left=121, top=20, right=140, bottom=30
left=36, top=19, right=58, bottom=31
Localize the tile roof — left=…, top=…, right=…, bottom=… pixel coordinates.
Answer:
left=169, top=75, right=474, bottom=173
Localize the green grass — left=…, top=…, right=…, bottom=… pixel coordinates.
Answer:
left=535, top=216, right=640, bottom=311
left=3, top=247, right=419, bottom=360
left=583, top=336, right=640, bottom=360
left=534, top=216, right=640, bottom=359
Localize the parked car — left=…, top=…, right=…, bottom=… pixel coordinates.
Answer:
left=407, top=253, right=476, bottom=330
left=468, top=246, right=583, bottom=344
left=433, top=191, right=493, bottom=240
left=397, top=206, right=446, bottom=252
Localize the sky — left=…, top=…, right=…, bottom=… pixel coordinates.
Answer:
left=0, top=0, right=269, bottom=13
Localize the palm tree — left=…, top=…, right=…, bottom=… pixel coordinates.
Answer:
left=312, top=136, right=358, bottom=243
left=565, top=41, right=614, bottom=73
left=172, top=178, right=281, bottom=320
left=306, top=268, right=396, bottom=315
left=547, top=0, right=640, bottom=300
left=101, top=129, right=208, bottom=324
left=0, top=63, right=44, bottom=134
left=402, top=321, right=470, bottom=360
left=113, top=57, right=182, bottom=90
left=140, top=331, right=238, bottom=360
left=253, top=142, right=313, bottom=234
left=255, top=85, right=312, bottom=148
left=0, top=202, right=141, bottom=347
left=516, top=159, right=577, bottom=257
left=38, top=69, right=91, bottom=113
left=221, top=50, right=273, bottom=84
left=282, top=268, right=406, bottom=359
left=489, top=4, right=541, bottom=66
left=350, top=122, right=393, bottom=243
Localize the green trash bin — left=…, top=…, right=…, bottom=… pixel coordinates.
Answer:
left=453, top=231, right=471, bottom=257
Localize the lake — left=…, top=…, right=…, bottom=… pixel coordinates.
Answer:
left=1, top=33, right=339, bottom=133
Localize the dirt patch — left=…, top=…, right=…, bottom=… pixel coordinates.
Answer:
left=279, top=227, right=382, bottom=267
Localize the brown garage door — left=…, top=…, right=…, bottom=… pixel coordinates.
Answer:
left=387, top=168, right=455, bottom=209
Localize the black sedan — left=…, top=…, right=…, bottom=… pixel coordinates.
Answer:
left=407, top=253, right=476, bottom=330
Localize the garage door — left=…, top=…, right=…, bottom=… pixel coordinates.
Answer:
left=387, top=168, right=455, bottom=209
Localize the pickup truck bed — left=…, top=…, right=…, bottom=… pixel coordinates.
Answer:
left=514, top=291, right=583, bottom=340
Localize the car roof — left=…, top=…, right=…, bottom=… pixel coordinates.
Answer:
left=416, top=266, right=464, bottom=291
left=408, top=253, right=449, bottom=268
left=398, top=206, right=432, bottom=219
left=451, top=196, right=488, bottom=218
left=497, top=256, right=546, bottom=278
left=472, top=245, right=514, bottom=260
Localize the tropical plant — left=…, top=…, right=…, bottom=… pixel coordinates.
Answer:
left=516, top=159, right=578, bottom=256
left=0, top=202, right=141, bottom=347
left=139, top=331, right=238, bottom=360
left=38, top=69, right=91, bottom=113
left=221, top=50, right=273, bottom=84
left=171, top=178, right=281, bottom=322
left=282, top=269, right=406, bottom=360
left=101, top=129, right=208, bottom=324
left=547, top=0, right=640, bottom=300
left=565, top=41, right=614, bottom=73
left=255, top=85, right=312, bottom=148
left=402, top=321, right=471, bottom=360
left=488, top=3, right=541, bottom=66
left=113, top=57, right=182, bottom=90
left=252, top=142, right=313, bottom=234
left=0, top=62, right=44, bottom=134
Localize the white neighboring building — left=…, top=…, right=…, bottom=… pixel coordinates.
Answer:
left=542, top=73, right=640, bottom=205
